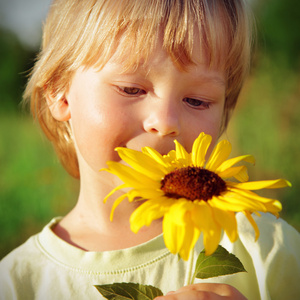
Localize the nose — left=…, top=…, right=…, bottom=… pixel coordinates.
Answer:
left=143, top=100, right=181, bottom=137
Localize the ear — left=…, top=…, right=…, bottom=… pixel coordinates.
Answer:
left=45, top=91, right=71, bottom=122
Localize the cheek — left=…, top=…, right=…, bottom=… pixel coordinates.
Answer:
left=185, top=108, right=223, bottom=155
left=70, top=101, right=136, bottom=170
left=204, top=118, right=224, bottom=157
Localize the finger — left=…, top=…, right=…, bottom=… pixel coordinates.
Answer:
left=155, top=290, right=224, bottom=300
left=155, top=283, right=247, bottom=300
left=172, top=283, right=245, bottom=298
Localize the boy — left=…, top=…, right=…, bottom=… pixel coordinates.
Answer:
left=1, top=0, right=299, bottom=299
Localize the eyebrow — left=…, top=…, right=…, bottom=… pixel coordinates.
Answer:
left=108, top=61, right=226, bottom=88
left=191, top=75, right=226, bottom=88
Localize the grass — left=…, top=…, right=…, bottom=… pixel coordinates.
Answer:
left=226, top=58, right=300, bottom=231
left=0, top=112, right=78, bottom=258
left=1, top=59, right=299, bottom=259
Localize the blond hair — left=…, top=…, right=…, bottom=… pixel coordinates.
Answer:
left=24, top=0, right=253, bottom=179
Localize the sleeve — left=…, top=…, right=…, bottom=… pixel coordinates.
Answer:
left=264, top=217, right=300, bottom=300
left=0, top=239, right=38, bottom=300
left=0, top=255, right=22, bottom=300
left=237, top=213, right=300, bottom=300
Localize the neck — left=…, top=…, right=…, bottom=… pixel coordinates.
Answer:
left=53, top=169, right=162, bottom=251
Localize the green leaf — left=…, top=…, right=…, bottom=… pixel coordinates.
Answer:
left=94, top=282, right=163, bottom=300
left=194, top=245, right=247, bottom=279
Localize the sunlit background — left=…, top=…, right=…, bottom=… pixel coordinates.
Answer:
left=1, top=0, right=299, bottom=259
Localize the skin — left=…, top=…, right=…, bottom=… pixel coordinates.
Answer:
left=47, top=40, right=246, bottom=299
left=155, top=283, right=247, bottom=300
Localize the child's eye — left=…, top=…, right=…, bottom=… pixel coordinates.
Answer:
left=118, top=86, right=146, bottom=96
left=183, top=97, right=211, bottom=110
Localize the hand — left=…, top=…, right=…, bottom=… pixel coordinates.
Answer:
left=154, top=283, right=247, bottom=300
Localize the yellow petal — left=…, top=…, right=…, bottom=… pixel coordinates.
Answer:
left=163, top=150, right=176, bottom=163
left=210, top=195, right=247, bottom=211
left=206, top=140, right=232, bottom=172
left=218, top=166, right=249, bottom=182
left=179, top=216, right=200, bottom=261
left=163, top=211, right=183, bottom=255
left=126, top=189, right=146, bottom=202
left=162, top=200, right=195, bottom=256
left=174, top=140, right=190, bottom=165
left=130, top=198, right=174, bottom=233
left=229, top=179, right=291, bottom=190
left=128, top=187, right=164, bottom=200
left=142, top=147, right=171, bottom=168
left=191, top=202, right=222, bottom=255
left=116, top=147, right=167, bottom=180
left=103, top=184, right=127, bottom=203
left=191, top=132, right=212, bottom=167
left=163, top=151, right=188, bottom=170
left=212, top=189, right=271, bottom=212
left=104, top=161, right=156, bottom=188
left=218, top=191, right=267, bottom=211
left=216, top=155, right=255, bottom=173
left=227, top=186, right=280, bottom=204
left=244, top=211, right=260, bottom=240
left=212, top=208, right=238, bottom=243
left=110, top=194, right=128, bottom=221
left=168, top=200, right=193, bottom=225
left=233, top=166, right=250, bottom=183
left=203, top=227, right=222, bottom=256
left=263, top=201, right=282, bottom=216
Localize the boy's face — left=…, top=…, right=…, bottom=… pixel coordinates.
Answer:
left=65, top=44, right=226, bottom=175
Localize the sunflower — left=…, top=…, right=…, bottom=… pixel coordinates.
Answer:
left=103, top=132, right=290, bottom=260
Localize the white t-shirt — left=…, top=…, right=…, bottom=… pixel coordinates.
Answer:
left=1, top=213, right=300, bottom=300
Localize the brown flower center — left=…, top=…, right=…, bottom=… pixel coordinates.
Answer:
left=160, top=166, right=226, bottom=201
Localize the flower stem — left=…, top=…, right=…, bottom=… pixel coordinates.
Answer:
left=187, top=250, right=195, bottom=285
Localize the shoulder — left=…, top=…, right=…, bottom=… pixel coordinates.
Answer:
left=0, top=233, right=41, bottom=299
left=1, top=232, right=41, bottom=271
left=0, top=218, right=61, bottom=299
left=236, top=213, right=300, bottom=299
left=1, top=218, right=62, bottom=271
left=236, top=212, right=300, bottom=255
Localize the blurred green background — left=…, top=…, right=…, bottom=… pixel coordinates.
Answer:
left=1, top=0, right=299, bottom=259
